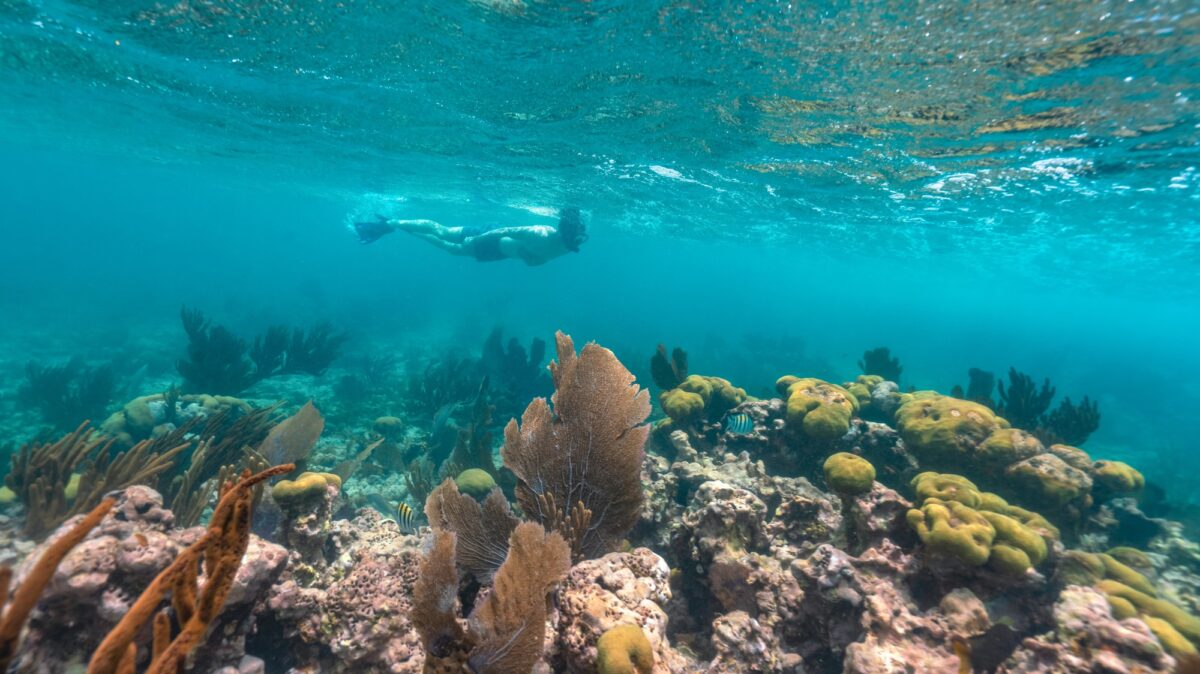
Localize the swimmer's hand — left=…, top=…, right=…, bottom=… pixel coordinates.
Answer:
left=354, top=215, right=394, bottom=245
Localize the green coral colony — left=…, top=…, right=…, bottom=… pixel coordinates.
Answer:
left=1, top=335, right=1196, bottom=672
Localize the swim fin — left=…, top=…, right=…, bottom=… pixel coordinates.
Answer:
left=354, top=216, right=394, bottom=244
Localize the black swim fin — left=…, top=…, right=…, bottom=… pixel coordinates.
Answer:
left=354, top=215, right=394, bottom=244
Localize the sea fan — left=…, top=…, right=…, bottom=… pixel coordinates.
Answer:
left=501, top=331, right=650, bottom=560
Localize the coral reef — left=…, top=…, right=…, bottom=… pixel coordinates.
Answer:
left=659, top=374, right=747, bottom=428
left=414, top=523, right=571, bottom=673
left=5, top=326, right=1197, bottom=674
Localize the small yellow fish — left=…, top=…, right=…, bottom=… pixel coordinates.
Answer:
left=396, top=502, right=418, bottom=533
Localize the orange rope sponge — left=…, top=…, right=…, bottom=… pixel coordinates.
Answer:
left=87, top=463, right=294, bottom=674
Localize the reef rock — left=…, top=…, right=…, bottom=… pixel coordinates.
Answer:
left=264, top=508, right=425, bottom=672
left=999, top=586, right=1174, bottom=673
left=552, top=547, right=692, bottom=673
left=10, top=485, right=288, bottom=672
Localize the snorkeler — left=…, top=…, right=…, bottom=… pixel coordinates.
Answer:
left=354, top=207, right=587, bottom=266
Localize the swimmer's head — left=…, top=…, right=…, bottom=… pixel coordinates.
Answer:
left=558, top=207, right=587, bottom=252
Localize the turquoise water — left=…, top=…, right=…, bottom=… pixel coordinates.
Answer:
left=1, top=0, right=1199, bottom=504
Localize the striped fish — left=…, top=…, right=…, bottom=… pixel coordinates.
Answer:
left=724, top=412, right=754, bottom=435
left=396, top=502, right=419, bottom=533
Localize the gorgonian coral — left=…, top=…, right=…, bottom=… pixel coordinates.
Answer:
left=501, top=331, right=650, bottom=560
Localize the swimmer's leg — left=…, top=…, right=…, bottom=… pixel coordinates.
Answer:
left=391, top=219, right=470, bottom=255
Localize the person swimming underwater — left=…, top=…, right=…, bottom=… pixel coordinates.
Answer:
left=354, top=207, right=587, bottom=266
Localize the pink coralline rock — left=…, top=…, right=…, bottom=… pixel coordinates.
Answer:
left=707, top=610, right=798, bottom=673
left=264, top=508, right=426, bottom=673
left=552, top=547, right=694, bottom=674
left=635, top=451, right=681, bottom=551
left=764, top=486, right=842, bottom=560
left=792, top=542, right=978, bottom=673
left=322, top=550, right=424, bottom=671
left=683, top=481, right=771, bottom=562
left=842, top=482, right=913, bottom=553
left=675, top=478, right=809, bottom=667
left=276, top=477, right=341, bottom=564
left=998, top=586, right=1174, bottom=673
left=10, top=485, right=287, bottom=672
left=672, top=451, right=778, bottom=502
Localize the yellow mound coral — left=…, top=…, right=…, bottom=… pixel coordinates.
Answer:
left=823, top=452, right=875, bottom=495
left=454, top=468, right=497, bottom=499
left=1048, top=444, right=1093, bottom=472
left=596, top=624, right=654, bottom=674
left=894, top=392, right=1008, bottom=463
left=271, top=472, right=342, bottom=506
left=1004, top=454, right=1092, bottom=510
left=1144, top=616, right=1198, bottom=657
left=1059, top=550, right=1106, bottom=586
left=659, top=375, right=746, bottom=424
left=977, top=493, right=1060, bottom=541
left=373, top=415, right=405, bottom=440
left=1098, top=579, right=1200, bottom=644
left=775, top=376, right=858, bottom=441
left=659, top=388, right=705, bottom=422
left=911, top=472, right=982, bottom=508
left=976, top=428, right=1044, bottom=470
left=979, top=510, right=1047, bottom=575
left=908, top=472, right=1059, bottom=575
left=906, top=498, right=995, bottom=567
left=1106, top=546, right=1153, bottom=572
left=845, top=375, right=883, bottom=408
left=1098, top=553, right=1156, bottom=597
left=1094, top=460, right=1145, bottom=493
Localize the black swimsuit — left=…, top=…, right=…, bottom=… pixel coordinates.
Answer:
left=460, top=225, right=507, bottom=262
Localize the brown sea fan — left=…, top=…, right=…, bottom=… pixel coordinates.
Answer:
left=467, top=522, right=570, bottom=674
left=425, top=478, right=519, bottom=583
left=501, top=331, right=650, bottom=560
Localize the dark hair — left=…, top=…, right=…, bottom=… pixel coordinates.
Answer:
left=558, top=207, right=587, bottom=252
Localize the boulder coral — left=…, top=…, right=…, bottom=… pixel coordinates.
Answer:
left=1094, top=460, right=1146, bottom=494
left=822, top=452, right=876, bottom=495
left=596, top=624, right=654, bottom=674
left=907, top=498, right=996, bottom=566
left=894, top=392, right=1008, bottom=464
left=775, top=376, right=858, bottom=441
left=659, top=374, right=747, bottom=425
left=453, top=468, right=496, bottom=500
left=271, top=472, right=342, bottom=508
left=906, top=472, right=1058, bottom=575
